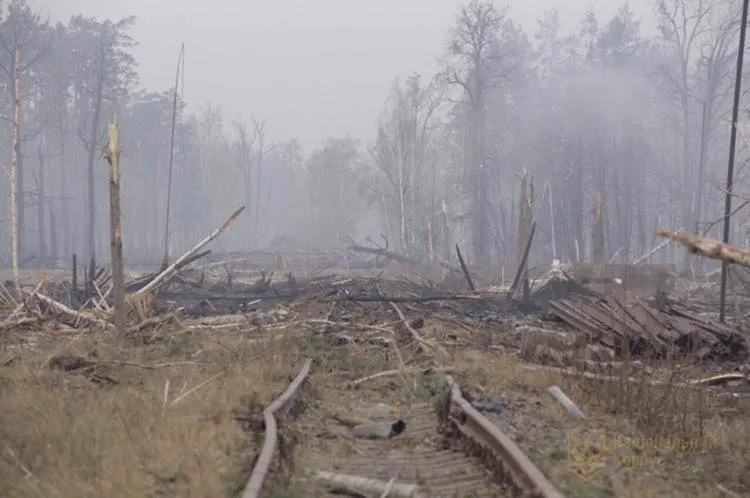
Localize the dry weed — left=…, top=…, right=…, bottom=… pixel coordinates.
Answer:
left=452, top=349, right=750, bottom=497
left=0, top=325, right=306, bottom=497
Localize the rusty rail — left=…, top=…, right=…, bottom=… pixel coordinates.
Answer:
left=443, top=375, right=565, bottom=498
left=242, top=359, right=313, bottom=498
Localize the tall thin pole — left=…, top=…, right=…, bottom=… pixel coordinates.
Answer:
left=719, top=0, right=749, bottom=322
left=9, top=46, right=20, bottom=291
left=162, top=43, right=185, bottom=270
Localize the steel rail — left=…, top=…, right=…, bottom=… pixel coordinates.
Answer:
left=444, top=375, right=565, bottom=498
left=242, top=358, right=313, bottom=498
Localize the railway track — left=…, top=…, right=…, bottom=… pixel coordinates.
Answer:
left=243, top=360, right=564, bottom=497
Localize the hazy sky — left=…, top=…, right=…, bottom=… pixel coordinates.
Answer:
left=32, top=0, right=654, bottom=149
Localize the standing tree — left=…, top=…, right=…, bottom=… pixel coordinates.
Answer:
left=69, top=15, right=137, bottom=263
left=306, top=137, right=366, bottom=246
left=252, top=117, right=266, bottom=247
left=693, top=0, right=740, bottom=239
left=370, top=74, right=442, bottom=258
left=0, top=0, right=52, bottom=263
left=443, top=0, right=505, bottom=266
left=232, top=120, right=256, bottom=247
left=654, top=0, right=719, bottom=254
left=34, top=23, right=74, bottom=262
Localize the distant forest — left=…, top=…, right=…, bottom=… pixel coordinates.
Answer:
left=0, top=0, right=748, bottom=272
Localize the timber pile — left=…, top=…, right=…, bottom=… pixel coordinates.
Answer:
left=549, top=287, right=748, bottom=361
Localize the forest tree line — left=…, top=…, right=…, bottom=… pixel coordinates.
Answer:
left=1, top=0, right=749, bottom=272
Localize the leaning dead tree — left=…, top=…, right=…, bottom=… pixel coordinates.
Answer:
left=136, top=206, right=246, bottom=296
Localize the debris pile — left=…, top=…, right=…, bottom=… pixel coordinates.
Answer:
left=548, top=287, right=748, bottom=361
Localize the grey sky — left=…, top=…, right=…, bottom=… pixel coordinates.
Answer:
left=31, top=0, right=654, bottom=149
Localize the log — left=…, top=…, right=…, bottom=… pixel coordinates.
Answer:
left=310, top=470, right=426, bottom=498
left=136, top=207, right=245, bottom=295
left=654, top=230, right=750, bottom=267
left=547, top=385, right=585, bottom=419
left=347, top=245, right=419, bottom=265
left=35, top=292, right=112, bottom=330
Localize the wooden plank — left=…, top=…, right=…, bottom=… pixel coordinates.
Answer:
left=550, top=299, right=617, bottom=348
left=607, top=290, right=679, bottom=344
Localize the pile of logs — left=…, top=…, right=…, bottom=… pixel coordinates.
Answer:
left=549, top=287, right=747, bottom=361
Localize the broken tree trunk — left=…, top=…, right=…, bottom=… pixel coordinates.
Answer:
left=455, top=243, right=476, bottom=292
left=517, top=169, right=534, bottom=299
left=509, top=221, right=536, bottom=300
left=591, top=192, right=605, bottom=264
left=654, top=230, right=750, bottom=267
left=105, top=119, right=126, bottom=332
left=136, top=206, right=245, bottom=295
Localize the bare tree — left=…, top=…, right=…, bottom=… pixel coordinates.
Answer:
left=69, top=15, right=137, bottom=263
left=252, top=117, right=266, bottom=247
left=693, top=1, right=740, bottom=239
left=654, top=0, right=720, bottom=260
left=232, top=119, right=256, bottom=246
left=0, top=0, right=52, bottom=262
left=370, top=75, right=442, bottom=258
left=444, top=0, right=505, bottom=265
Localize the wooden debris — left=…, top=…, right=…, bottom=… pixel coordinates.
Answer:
left=347, top=244, right=419, bottom=265
left=351, top=366, right=455, bottom=386
left=137, top=206, right=245, bottom=296
left=691, top=373, right=748, bottom=386
left=310, top=470, right=426, bottom=498
left=389, top=301, right=451, bottom=360
left=548, top=286, right=747, bottom=361
left=48, top=354, right=118, bottom=385
left=547, top=385, right=585, bottom=419
left=36, top=292, right=113, bottom=330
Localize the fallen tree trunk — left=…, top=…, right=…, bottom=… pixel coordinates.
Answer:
left=125, top=250, right=211, bottom=293
left=136, top=207, right=245, bottom=295
left=347, top=245, right=419, bottom=265
left=654, top=230, right=750, bottom=267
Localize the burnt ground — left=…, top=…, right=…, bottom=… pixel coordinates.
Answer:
left=0, top=257, right=749, bottom=497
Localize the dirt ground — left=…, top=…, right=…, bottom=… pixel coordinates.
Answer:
left=1, top=265, right=749, bottom=497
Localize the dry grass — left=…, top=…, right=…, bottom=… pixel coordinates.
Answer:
left=453, top=349, right=750, bottom=497
left=0, top=325, right=306, bottom=498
